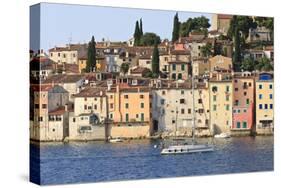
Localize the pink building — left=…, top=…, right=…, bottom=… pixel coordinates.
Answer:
left=232, top=73, right=255, bottom=131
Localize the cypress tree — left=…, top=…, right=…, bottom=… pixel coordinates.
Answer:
left=151, top=41, right=160, bottom=76
left=86, top=36, right=96, bottom=72
left=134, top=21, right=141, bottom=46
left=140, top=18, right=143, bottom=36
left=172, top=12, right=180, bottom=42
left=233, top=17, right=241, bottom=71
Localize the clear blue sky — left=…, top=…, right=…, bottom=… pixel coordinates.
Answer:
left=30, top=3, right=211, bottom=51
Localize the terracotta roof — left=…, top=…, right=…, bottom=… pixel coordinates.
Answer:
left=217, top=14, right=233, bottom=19
left=170, top=50, right=190, bottom=55
left=74, top=87, right=106, bottom=97
left=49, top=106, right=66, bottom=115
left=43, top=74, right=85, bottom=84
left=130, top=67, right=150, bottom=74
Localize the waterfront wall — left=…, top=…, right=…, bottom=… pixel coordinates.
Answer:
left=109, top=125, right=150, bottom=138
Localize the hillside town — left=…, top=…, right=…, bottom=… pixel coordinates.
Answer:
left=29, top=13, right=274, bottom=142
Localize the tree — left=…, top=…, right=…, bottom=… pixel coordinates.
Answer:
left=240, top=57, right=255, bottom=72
left=140, top=18, right=143, bottom=36
left=120, top=63, right=129, bottom=75
left=255, top=17, right=274, bottom=41
left=232, top=16, right=242, bottom=71
left=151, top=42, right=160, bottom=77
left=134, top=21, right=141, bottom=46
left=172, top=12, right=180, bottom=42
left=140, top=32, right=161, bottom=46
left=255, top=57, right=273, bottom=71
left=86, top=36, right=96, bottom=72
left=180, top=16, right=210, bottom=37
left=228, top=16, right=257, bottom=40
left=200, top=43, right=212, bottom=57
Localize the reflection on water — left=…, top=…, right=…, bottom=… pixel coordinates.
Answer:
left=30, top=136, right=273, bottom=185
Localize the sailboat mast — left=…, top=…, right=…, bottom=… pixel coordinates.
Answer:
left=192, top=73, right=195, bottom=144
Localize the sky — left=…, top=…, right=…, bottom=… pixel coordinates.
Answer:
left=30, top=3, right=212, bottom=51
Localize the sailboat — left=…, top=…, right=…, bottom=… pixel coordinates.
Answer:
left=161, top=75, right=214, bottom=155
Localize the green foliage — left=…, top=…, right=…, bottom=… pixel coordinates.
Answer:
left=240, top=57, right=255, bottom=71
left=86, top=36, right=96, bottom=72
left=200, top=43, right=212, bottom=57
left=228, top=16, right=257, bottom=39
left=143, top=70, right=153, bottom=78
left=140, top=32, right=161, bottom=46
left=180, top=16, right=210, bottom=37
left=254, top=17, right=274, bottom=41
left=172, top=12, right=180, bottom=42
left=134, top=21, right=141, bottom=46
left=120, top=63, right=130, bottom=75
left=255, top=57, right=273, bottom=71
left=151, top=43, right=160, bottom=76
left=140, top=18, right=143, bottom=36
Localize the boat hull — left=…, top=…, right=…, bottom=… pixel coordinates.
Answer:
left=161, top=144, right=214, bottom=155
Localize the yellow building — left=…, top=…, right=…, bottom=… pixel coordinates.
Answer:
left=255, top=73, right=274, bottom=134
left=106, top=85, right=151, bottom=138
left=209, top=79, right=233, bottom=134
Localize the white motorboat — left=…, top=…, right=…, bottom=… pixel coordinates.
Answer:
left=214, top=133, right=231, bottom=138
left=160, top=75, right=215, bottom=155
left=109, top=137, right=123, bottom=143
left=161, top=144, right=214, bottom=155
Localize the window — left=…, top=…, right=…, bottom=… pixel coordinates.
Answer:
left=125, top=114, right=129, bottom=122
left=124, top=95, right=129, bottom=99
left=110, top=113, right=113, bottom=119
left=233, top=109, right=236, bottom=113
left=269, top=94, right=273, bottom=99
left=213, top=95, right=216, bottom=101
left=160, top=99, right=165, bottom=105
left=63, top=54, right=66, bottom=58
left=73, top=53, right=76, bottom=57
left=58, top=53, right=60, bottom=57
left=198, top=109, right=204, bottom=113
left=84, top=105, right=87, bottom=110
left=234, top=79, right=238, bottom=83
left=172, top=64, right=176, bottom=71
left=136, top=114, right=139, bottom=118
left=226, top=86, right=230, bottom=92
left=259, top=94, right=262, bottom=99
left=84, top=97, right=87, bottom=101
left=270, top=104, right=273, bottom=109
left=38, top=116, right=43, bottom=122
left=178, top=73, right=182, bottom=80
left=259, top=84, right=262, bottom=89
left=35, top=104, right=39, bottom=109
left=244, top=92, right=247, bottom=96
left=226, top=104, right=230, bottom=111
left=50, top=53, right=53, bottom=57
left=110, top=103, right=114, bottom=109
left=265, top=104, right=268, bottom=109
left=249, top=82, right=252, bottom=87
left=110, top=95, right=113, bottom=99
left=213, top=105, right=217, bottom=111
left=125, top=103, right=129, bottom=109
left=172, top=120, right=175, bottom=124
left=198, top=99, right=202, bottom=104
left=172, top=73, right=176, bottom=80
left=181, top=90, right=184, bottom=95
left=226, top=95, right=229, bottom=101
left=164, top=57, right=168, bottom=61
left=243, top=122, right=247, bottom=128
left=73, top=118, right=76, bottom=122
left=88, top=106, right=92, bottom=110
left=94, top=105, right=97, bottom=110
left=181, top=109, right=185, bottom=114
left=181, top=64, right=185, bottom=71
left=162, top=91, right=166, bottom=95
left=237, top=122, right=241, bottom=128
left=55, top=115, right=62, bottom=121
left=140, top=113, right=145, bottom=121
left=259, top=104, right=263, bottom=109
left=140, top=103, right=144, bottom=108
left=235, top=100, right=239, bottom=106
left=243, top=109, right=247, bottom=113
left=140, top=94, right=144, bottom=99
left=246, top=99, right=250, bottom=105
left=269, top=84, right=272, bottom=89
left=237, top=109, right=241, bottom=113
left=188, top=109, right=191, bottom=114
left=180, top=99, right=185, bottom=104
left=235, top=88, right=238, bottom=92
